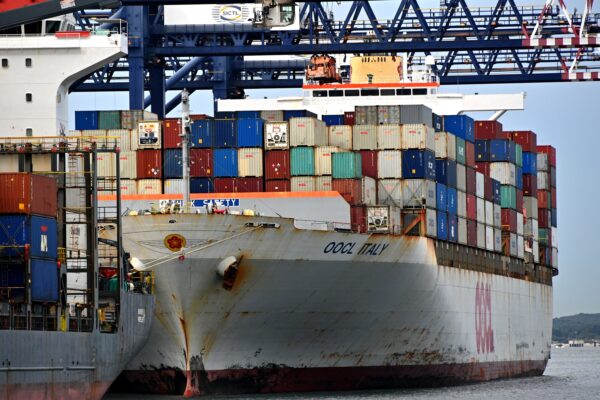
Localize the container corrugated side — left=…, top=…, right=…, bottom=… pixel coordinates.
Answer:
left=265, top=180, right=290, bottom=192
left=400, top=105, right=433, bottom=125
left=289, top=117, right=327, bottom=147
left=107, top=129, right=132, bottom=151
left=377, top=150, right=402, bottom=179
left=352, top=125, right=378, bottom=150
left=265, top=150, right=290, bottom=180
left=261, top=110, right=284, bottom=122
left=0, top=215, right=58, bottom=258
left=265, top=122, right=289, bottom=149
left=456, top=164, right=466, bottom=191
left=457, top=190, right=467, bottom=218
left=0, top=155, right=19, bottom=174
left=524, top=196, right=539, bottom=219
left=434, top=132, right=456, bottom=160
left=97, top=153, right=116, bottom=178
left=485, top=200, right=494, bottom=226
left=236, top=118, right=264, bottom=147
left=458, top=217, right=467, bottom=244
left=190, top=178, right=214, bottom=194
left=355, top=106, right=378, bottom=125
left=290, top=147, right=315, bottom=176
left=377, top=105, right=400, bottom=125
left=377, top=179, right=402, bottom=206
left=98, top=110, right=122, bottom=130
left=477, top=222, right=485, bottom=249
left=121, top=110, right=158, bottom=130
left=401, top=124, right=435, bottom=150
left=237, top=148, right=264, bottom=177
left=136, top=150, right=162, bottom=179
left=164, top=179, right=185, bottom=194
left=75, top=111, right=98, bottom=130
left=377, top=124, right=401, bottom=150
left=401, top=179, right=436, bottom=208
left=314, top=146, right=341, bottom=176
left=190, top=148, right=213, bottom=178
left=485, top=225, right=494, bottom=251
left=328, top=125, right=352, bottom=149
left=315, top=176, right=333, bottom=191
left=118, top=151, right=137, bottom=179
left=163, top=149, right=183, bottom=179
left=332, top=152, right=362, bottom=179
left=118, top=179, right=137, bottom=195
left=475, top=172, right=485, bottom=198
left=137, top=179, right=162, bottom=194
left=213, top=148, right=238, bottom=177
left=291, top=176, right=316, bottom=192
left=332, top=177, right=376, bottom=206
left=0, top=174, right=57, bottom=217
left=30, top=259, right=58, bottom=303
left=476, top=198, right=485, bottom=224
left=490, top=162, right=516, bottom=186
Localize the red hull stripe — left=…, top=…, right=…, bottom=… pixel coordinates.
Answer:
left=2, top=381, right=111, bottom=400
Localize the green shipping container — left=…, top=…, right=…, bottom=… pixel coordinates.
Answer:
left=515, top=143, right=523, bottom=167
left=538, top=228, right=550, bottom=245
left=332, top=152, right=362, bottom=179
left=500, top=185, right=516, bottom=209
left=290, top=147, right=315, bottom=176
left=455, top=137, right=466, bottom=165
left=98, top=110, right=122, bottom=130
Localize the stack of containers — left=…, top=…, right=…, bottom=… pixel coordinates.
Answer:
left=289, top=117, right=327, bottom=192
left=264, top=119, right=291, bottom=192
left=0, top=174, right=59, bottom=303
left=434, top=130, right=458, bottom=243
left=236, top=117, right=264, bottom=192
left=136, top=119, right=163, bottom=194
left=537, top=145, right=557, bottom=268
left=212, top=113, right=238, bottom=193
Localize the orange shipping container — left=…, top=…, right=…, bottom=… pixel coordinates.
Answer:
left=0, top=173, right=57, bottom=217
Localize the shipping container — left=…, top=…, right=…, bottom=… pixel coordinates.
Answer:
left=136, top=121, right=162, bottom=149
left=515, top=144, right=523, bottom=168
left=437, top=211, right=448, bottom=240
left=551, top=167, right=557, bottom=188
left=524, top=218, right=539, bottom=239
left=434, top=132, right=456, bottom=160
left=465, top=141, right=475, bottom=166
left=401, top=124, right=434, bottom=150
left=359, top=150, right=378, bottom=178
left=164, top=179, right=184, bottom=194
left=355, top=106, right=378, bottom=125
left=75, top=110, right=98, bottom=130
left=444, top=115, right=474, bottom=142
left=162, top=118, right=181, bottom=149
left=537, top=145, right=556, bottom=166
left=436, top=183, right=447, bottom=212
left=494, top=228, right=502, bottom=252
left=237, top=148, right=263, bottom=177
left=448, top=213, right=458, bottom=242
left=466, top=194, right=477, bottom=220
left=237, top=111, right=261, bottom=119
left=457, top=190, right=467, bottom=218
left=260, top=110, right=284, bottom=122
left=290, top=147, right=315, bottom=176
left=538, top=190, right=551, bottom=209
left=215, top=112, right=236, bottom=119
left=190, top=119, right=213, bottom=148
left=332, top=177, right=376, bottom=206
left=377, top=105, right=401, bottom=125
left=352, top=125, right=378, bottom=150
left=467, top=220, right=477, bottom=247
left=264, top=122, right=289, bottom=149
left=489, top=162, right=516, bottom=186
left=236, top=177, right=264, bottom=192
left=97, top=153, right=115, bottom=178
left=190, top=148, right=213, bottom=177
left=537, top=171, right=549, bottom=190
left=474, top=120, right=502, bottom=140
left=289, top=117, right=328, bottom=147
left=402, top=179, right=436, bottom=209
left=214, top=119, right=237, bottom=148
left=30, top=258, right=59, bottom=303
left=485, top=226, right=494, bottom=251
left=136, top=179, right=162, bottom=194
left=456, top=163, right=466, bottom=192
left=500, top=185, right=517, bottom=209
left=265, top=180, right=290, bottom=192
left=377, top=124, right=402, bottom=150
left=328, top=125, right=353, bottom=149
left=551, top=208, right=557, bottom=227
left=118, top=151, right=137, bottom=179
left=477, top=222, right=485, bottom=249
left=291, top=176, right=316, bottom=192
left=118, top=179, right=137, bottom=195
left=511, top=130, right=537, bottom=152
left=474, top=161, right=490, bottom=176
left=458, top=217, right=468, bottom=245
left=475, top=172, right=485, bottom=199
left=163, top=149, right=183, bottom=179
left=378, top=179, right=402, bottom=206
left=213, top=148, right=238, bottom=177
left=455, top=137, right=466, bottom=164
left=0, top=173, right=57, bottom=217
left=284, top=110, right=311, bottom=121
left=121, top=110, right=157, bottom=129
left=402, top=209, right=437, bottom=237
left=315, top=176, right=333, bottom=192
left=476, top=197, right=485, bottom=224
left=466, top=166, right=476, bottom=195
left=485, top=173, right=495, bottom=201
left=214, top=178, right=236, bottom=193
left=322, top=115, right=344, bottom=126
left=332, top=152, right=362, bottom=179
left=435, top=159, right=457, bottom=188
left=447, top=187, right=458, bottom=215
left=402, top=149, right=435, bottom=180
left=539, top=209, right=551, bottom=228
left=344, top=112, right=356, bottom=126
left=265, top=150, right=290, bottom=180
left=190, top=178, right=214, bottom=193
left=485, top=200, right=494, bottom=226
left=400, top=105, right=433, bottom=126
left=314, top=146, right=341, bottom=176
left=377, top=150, right=402, bottom=179
left=492, top=179, right=501, bottom=205
left=489, top=139, right=517, bottom=163
left=97, top=110, right=121, bottom=130
left=501, top=208, right=517, bottom=232
left=475, top=140, right=489, bottom=162
left=136, top=150, right=162, bottom=179
left=0, top=215, right=58, bottom=259
left=517, top=212, right=524, bottom=235
left=236, top=118, right=264, bottom=147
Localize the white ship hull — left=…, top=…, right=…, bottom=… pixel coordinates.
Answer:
left=113, top=213, right=552, bottom=395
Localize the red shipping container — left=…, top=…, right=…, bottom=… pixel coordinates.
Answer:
left=466, top=194, right=477, bottom=220
left=350, top=205, right=367, bottom=233
left=516, top=189, right=523, bottom=213
left=538, top=190, right=550, bottom=209
left=474, top=162, right=490, bottom=176
left=190, top=149, right=213, bottom=177
left=163, top=118, right=181, bottom=149
left=467, top=219, right=477, bottom=247
left=551, top=187, right=556, bottom=208
left=136, top=150, right=162, bottom=179
left=0, top=173, right=57, bottom=217
left=466, top=167, right=476, bottom=195
left=265, top=180, right=290, bottom=192
left=537, top=145, right=556, bottom=166
left=484, top=175, right=493, bottom=201
left=511, top=130, right=537, bottom=153
left=474, top=120, right=503, bottom=140
left=497, top=132, right=512, bottom=140
left=538, top=209, right=551, bottom=228
left=236, top=177, right=264, bottom=193
left=523, top=174, right=537, bottom=197
left=359, top=150, right=378, bottom=178
left=214, top=178, right=236, bottom=193
left=501, top=209, right=517, bottom=232
left=465, top=141, right=475, bottom=166
left=332, top=179, right=365, bottom=206
left=344, top=112, right=355, bottom=126
left=265, top=150, right=290, bottom=180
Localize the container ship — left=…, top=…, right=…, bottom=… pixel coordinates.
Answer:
left=75, top=55, right=559, bottom=396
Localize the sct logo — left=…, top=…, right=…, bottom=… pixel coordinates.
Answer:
left=218, top=5, right=243, bottom=22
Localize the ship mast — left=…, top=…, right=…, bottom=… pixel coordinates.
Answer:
left=180, top=89, right=191, bottom=212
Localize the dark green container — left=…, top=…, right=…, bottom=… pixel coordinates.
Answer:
left=98, top=110, right=122, bottom=130
left=455, top=137, right=466, bottom=165
left=500, top=185, right=516, bottom=209
left=290, top=147, right=315, bottom=176
left=515, top=143, right=523, bottom=167
left=332, top=152, right=362, bottom=179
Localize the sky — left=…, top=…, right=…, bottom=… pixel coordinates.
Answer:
left=67, top=1, right=600, bottom=318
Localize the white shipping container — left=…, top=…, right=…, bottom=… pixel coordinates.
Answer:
left=352, top=125, right=378, bottom=150
left=107, top=129, right=133, bottom=151
left=494, top=228, right=502, bottom=252
left=476, top=198, right=485, bottom=224
left=377, top=150, right=402, bottom=179
left=260, top=110, right=284, bottom=122
left=523, top=196, right=539, bottom=219
left=402, top=179, right=436, bottom=209
left=517, top=235, right=524, bottom=259
left=524, top=218, right=539, bottom=239
left=537, top=153, right=549, bottom=171
left=0, top=155, right=19, bottom=173
left=401, top=124, right=435, bottom=150
left=367, top=205, right=391, bottom=233
left=137, top=179, right=162, bottom=194
left=551, top=226, right=558, bottom=248
left=377, top=105, right=400, bottom=125
left=360, top=176, right=377, bottom=206
left=238, top=148, right=264, bottom=177
left=265, top=122, right=289, bottom=149
left=510, top=233, right=518, bottom=257
left=315, top=176, right=333, bottom=192
left=489, top=162, right=516, bottom=186
left=475, top=172, right=485, bottom=198
left=485, top=200, right=494, bottom=226
left=314, top=146, right=341, bottom=176
left=378, top=179, right=402, bottom=206
left=517, top=212, right=524, bottom=235
left=493, top=204, right=502, bottom=228
left=426, top=208, right=437, bottom=238
left=457, top=190, right=467, bottom=218
left=477, top=222, right=486, bottom=249
left=377, top=124, right=402, bottom=150
left=97, top=153, right=115, bottom=178
left=434, top=132, right=456, bottom=160
left=458, top=217, right=468, bottom=245
left=80, top=129, right=110, bottom=148
left=533, top=240, right=540, bottom=263
left=485, top=226, right=494, bottom=251
left=118, top=179, right=137, bottom=195
left=389, top=206, right=402, bottom=235
left=456, top=164, right=466, bottom=192
left=136, top=121, right=162, bottom=149
left=118, top=151, right=137, bottom=179
left=552, top=247, right=558, bottom=268
left=164, top=179, right=184, bottom=194
left=328, top=125, right=352, bottom=149
left=291, top=176, right=316, bottom=192
left=290, top=117, right=328, bottom=147
left=537, top=171, right=549, bottom=190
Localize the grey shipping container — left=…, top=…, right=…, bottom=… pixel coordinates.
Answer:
left=400, top=105, right=433, bottom=126
left=355, top=106, right=378, bottom=125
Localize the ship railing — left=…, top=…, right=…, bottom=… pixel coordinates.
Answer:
left=0, top=135, right=121, bottom=153
left=293, top=219, right=352, bottom=232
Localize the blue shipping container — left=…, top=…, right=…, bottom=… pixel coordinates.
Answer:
left=190, top=120, right=213, bottom=148
left=402, top=149, right=436, bottom=180
left=213, top=120, right=237, bottom=148
left=447, top=188, right=458, bottom=215
left=215, top=111, right=236, bottom=119
left=475, top=140, right=490, bottom=162
left=448, top=213, right=458, bottom=242
left=436, top=183, right=447, bottom=212
left=516, top=166, right=523, bottom=190
left=213, top=148, right=238, bottom=177
left=190, top=178, right=214, bottom=194
left=435, top=159, right=457, bottom=188
left=284, top=110, right=308, bottom=121
left=163, top=149, right=183, bottom=178
left=322, top=115, right=344, bottom=126
left=489, top=139, right=517, bottom=163
left=236, top=118, right=264, bottom=147
left=551, top=208, right=557, bottom=227
left=492, top=179, right=501, bottom=205
left=75, top=111, right=99, bottom=130
left=443, top=115, right=474, bottom=143
left=30, top=259, right=59, bottom=303
left=432, top=113, right=444, bottom=132
left=237, top=111, right=261, bottom=119
left=0, top=215, right=58, bottom=259
left=522, top=152, right=537, bottom=174
left=437, top=211, right=448, bottom=240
